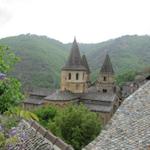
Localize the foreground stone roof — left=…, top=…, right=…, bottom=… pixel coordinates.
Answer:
left=11, top=120, right=73, bottom=150
left=83, top=81, right=150, bottom=150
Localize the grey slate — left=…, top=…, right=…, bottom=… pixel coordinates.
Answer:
left=100, top=54, right=114, bottom=74
left=81, top=92, right=116, bottom=102
left=84, top=103, right=113, bottom=112
left=62, top=38, right=87, bottom=71
left=82, top=55, right=91, bottom=73
left=44, top=90, right=79, bottom=101
left=23, top=98, right=45, bottom=105
left=83, top=81, right=150, bottom=150
left=10, top=120, right=74, bottom=150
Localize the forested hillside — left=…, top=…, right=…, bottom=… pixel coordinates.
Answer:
left=0, top=34, right=67, bottom=89
left=0, top=34, right=149, bottom=89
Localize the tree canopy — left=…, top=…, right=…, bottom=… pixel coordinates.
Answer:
left=0, top=46, right=24, bottom=113
left=34, top=104, right=101, bottom=150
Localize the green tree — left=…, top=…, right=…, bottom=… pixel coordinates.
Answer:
left=48, top=104, right=101, bottom=150
left=116, top=70, right=137, bottom=86
left=0, top=45, right=24, bottom=113
left=0, top=46, right=18, bottom=73
left=0, top=132, right=5, bottom=148
left=0, top=77, right=24, bottom=114
left=5, top=107, right=39, bottom=121
left=0, top=116, right=20, bottom=149
left=34, top=105, right=57, bottom=127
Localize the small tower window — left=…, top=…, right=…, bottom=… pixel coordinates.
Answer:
left=103, top=89, right=107, bottom=93
left=68, top=73, right=71, bottom=80
left=103, top=76, right=107, bottom=81
left=114, top=86, right=116, bottom=93
left=76, top=73, right=79, bottom=80
left=82, top=73, right=84, bottom=80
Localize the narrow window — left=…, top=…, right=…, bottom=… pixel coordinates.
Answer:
left=104, top=76, right=106, bottom=81
left=68, top=73, right=71, bottom=80
left=82, top=73, right=84, bottom=80
left=76, top=73, right=79, bottom=80
left=103, top=89, right=107, bottom=93
left=114, top=86, right=116, bottom=92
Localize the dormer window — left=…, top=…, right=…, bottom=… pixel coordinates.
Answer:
left=76, top=73, right=79, bottom=80
left=103, top=76, right=106, bottom=81
left=68, top=73, right=71, bottom=80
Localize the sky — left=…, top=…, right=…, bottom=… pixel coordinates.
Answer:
left=0, top=0, right=150, bottom=43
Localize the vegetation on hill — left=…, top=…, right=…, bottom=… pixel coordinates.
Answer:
left=116, top=70, right=138, bottom=86
left=0, top=34, right=68, bottom=90
left=0, top=34, right=150, bottom=89
left=34, top=104, right=101, bottom=150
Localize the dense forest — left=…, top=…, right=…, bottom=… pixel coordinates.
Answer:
left=0, top=34, right=150, bottom=90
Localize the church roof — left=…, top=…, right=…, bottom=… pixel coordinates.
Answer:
left=82, top=55, right=90, bottom=73
left=84, top=103, right=113, bottom=113
left=100, top=54, right=114, bottom=74
left=44, top=90, right=79, bottom=101
left=23, top=98, right=45, bottom=105
left=62, top=38, right=87, bottom=71
left=81, top=92, right=116, bottom=102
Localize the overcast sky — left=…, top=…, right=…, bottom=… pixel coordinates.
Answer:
left=0, top=0, right=150, bottom=43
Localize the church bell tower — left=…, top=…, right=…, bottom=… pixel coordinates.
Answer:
left=96, top=54, right=116, bottom=93
left=61, top=38, right=90, bottom=93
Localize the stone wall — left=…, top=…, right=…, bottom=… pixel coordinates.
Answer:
left=61, top=70, right=88, bottom=93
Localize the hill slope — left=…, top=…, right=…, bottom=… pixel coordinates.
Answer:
left=0, top=34, right=150, bottom=89
left=0, top=34, right=68, bottom=89
left=86, top=35, right=150, bottom=79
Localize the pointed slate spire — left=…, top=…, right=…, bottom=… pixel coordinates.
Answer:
left=82, top=55, right=90, bottom=73
left=100, top=54, right=114, bottom=74
left=62, top=38, right=87, bottom=71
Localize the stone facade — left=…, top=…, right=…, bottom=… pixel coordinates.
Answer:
left=61, top=70, right=88, bottom=93
left=96, top=54, right=115, bottom=94
left=96, top=74, right=115, bottom=93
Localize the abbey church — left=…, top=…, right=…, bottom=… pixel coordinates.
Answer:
left=23, top=38, right=122, bottom=124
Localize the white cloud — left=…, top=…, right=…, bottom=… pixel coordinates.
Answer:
left=0, top=0, right=150, bottom=43
left=0, top=8, right=11, bottom=26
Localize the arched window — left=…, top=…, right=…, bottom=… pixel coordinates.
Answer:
left=76, top=73, right=79, bottom=80
left=68, top=73, right=71, bottom=80
left=103, top=76, right=106, bottom=81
